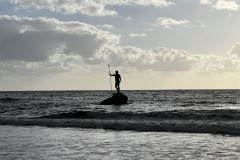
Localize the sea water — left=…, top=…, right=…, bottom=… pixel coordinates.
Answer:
left=1, top=90, right=240, bottom=159
left=1, top=126, right=240, bottom=159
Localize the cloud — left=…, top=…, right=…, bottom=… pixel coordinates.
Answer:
left=228, top=43, right=240, bottom=57
left=125, top=16, right=133, bottom=21
left=9, top=0, right=173, bottom=16
left=200, top=0, right=212, bottom=5
left=129, top=33, right=147, bottom=38
left=200, top=0, right=239, bottom=11
left=154, top=17, right=190, bottom=28
left=0, top=54, right=82, bottom=76
left=104, top=44, right=240, bottom=74
left=196, top=54, right=240, bottom=74
left=105, top=46, right=198, bottom=72
left=9, top=0, right=118, bottom=16
left=97, top=24, right=115, bottom=30
left=101, top=0, right=174, bottom=7
left=1, top=15, right=240, bottom=78
left=215, top=0, right=239, bottom=10
left=0, top=15, right=119, bottom=62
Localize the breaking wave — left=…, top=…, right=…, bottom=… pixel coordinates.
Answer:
left=39, top=110, right=240, bottom=120
left=1, top=110, right=240, bottom=135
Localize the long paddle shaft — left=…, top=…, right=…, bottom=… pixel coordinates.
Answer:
left=108, top=64, right=113, bottom=94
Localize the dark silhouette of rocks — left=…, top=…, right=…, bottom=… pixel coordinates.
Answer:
left=100, top=92, right=128, bottom=105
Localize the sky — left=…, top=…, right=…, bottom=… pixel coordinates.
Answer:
left=1, top=0, right=240, bottom=90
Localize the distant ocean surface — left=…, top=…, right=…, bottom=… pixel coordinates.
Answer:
left=1, top=90, right=240, bottom=159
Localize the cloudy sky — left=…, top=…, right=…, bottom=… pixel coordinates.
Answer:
left=1, top=0, right=240, bottom=90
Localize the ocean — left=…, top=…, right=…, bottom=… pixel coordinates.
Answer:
left=1, top=90, right=240, bottom=159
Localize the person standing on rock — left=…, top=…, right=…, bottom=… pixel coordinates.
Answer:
left=109, top=71, right=121, bottom=93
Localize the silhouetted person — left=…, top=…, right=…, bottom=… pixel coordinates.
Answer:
left=110, top=71, right=121, bottom=93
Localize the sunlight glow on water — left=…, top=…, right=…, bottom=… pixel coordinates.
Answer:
left=1, top=125, right=240, bottom=160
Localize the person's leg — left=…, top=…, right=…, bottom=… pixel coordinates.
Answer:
left=115, top=83, right=120, bottom=93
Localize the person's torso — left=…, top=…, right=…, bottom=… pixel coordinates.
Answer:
left=115, top=74, right=120, bottom=83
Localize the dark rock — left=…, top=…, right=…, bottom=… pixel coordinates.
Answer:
left=100, top=92, right=128, bottom=105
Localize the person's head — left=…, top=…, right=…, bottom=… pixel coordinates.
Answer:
left=115, top=71, right=118, bottom=74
